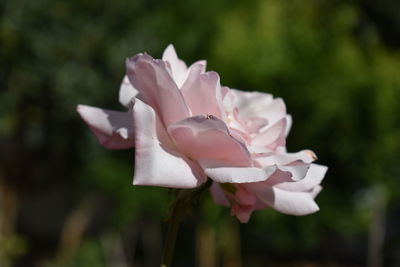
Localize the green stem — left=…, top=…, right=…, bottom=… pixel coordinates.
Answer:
left=161, top=191, right=185, bottom=267
left=161, top=180, right=212, bottom=267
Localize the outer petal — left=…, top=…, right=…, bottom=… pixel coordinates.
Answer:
left=119, top=75, right=138, bottom=108
left=246, top=182, right=320, bottom=215
left=181, top=67, right=225, bottom=120
left=162, top=44, right=188, bottom=88
left=133, top=99, right=206, bottom=188
left=77, top=105, right=134, bottom=149
left=126, top=53, right=191, bottom=127
left=267, top=187, right=320, bottom=215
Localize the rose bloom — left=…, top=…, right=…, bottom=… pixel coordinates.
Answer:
left=78, top=45, right=327, bottom=223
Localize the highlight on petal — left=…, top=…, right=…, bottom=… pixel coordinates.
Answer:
left=119, top=75, right=138, bottom=107
left=133, top=98, right=206, bottom=188
left=285, top=114, right=292, bottom=137
left=126, top=53, right=191, bottom=127
left=202, top=164, right=277, bottom=184
left=77, top=105, right=134, bottom=149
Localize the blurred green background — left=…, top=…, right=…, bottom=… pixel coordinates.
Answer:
left=1, top=0, right=400, bottom=266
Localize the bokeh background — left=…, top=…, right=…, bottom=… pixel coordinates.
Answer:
left=1, top=0, right=400, bottom=266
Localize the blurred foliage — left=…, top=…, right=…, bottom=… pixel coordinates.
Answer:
left=1, top=0, right=400, bottom=266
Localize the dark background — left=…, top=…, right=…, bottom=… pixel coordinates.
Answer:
left=1, top=0, right=400, bottom=266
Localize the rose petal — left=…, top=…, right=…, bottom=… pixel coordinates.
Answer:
left=261, top=169, right=293, bottom=186
left=285, top=115, right=292, bottom=137
left=181, top=68, right=225, bottom=119
left=310, top=185, right=323, bottom=198
left=277, top=163, right=310, bottom=181
left=275, top=164, right=327, bottom=192
left=230, top=185, right=257, bottom=223
left=77, top=105, right=134, bottom=149
left=255, top=150, right=316, bottom=166
left=162, top=44, right=189, bottom=88
left=168, top=115, right=281, bottom=184
left=224, top=90, right=287, bottom=126
left=202, top=164, right=277, bottom=184
left=223, top=89, right=271, bottom=115
left=168, top=115, right=251, bottom=166
left=119, top=75, right=138, bottom=108
left=133, top=99, right=206, bottom=188
left=247, top=182, right=320, bottom=215
left=268, top=187, right=320, bottom=215
left=210, top=183, right=230, bottom=206
left=126, top=53, right=191, bottom=127
left=243, top=117, right=269, bottom=134
left=190, top=60, right=207, bottom=73
left=251, top=118, right=287, bottom=149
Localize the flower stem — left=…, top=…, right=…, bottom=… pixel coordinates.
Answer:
left=161, top=180, right=212, bottom=267
left=161, top=191, right=185, bottom=267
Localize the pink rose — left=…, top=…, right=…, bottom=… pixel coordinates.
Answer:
left=77, top=45, right=327, bottom=223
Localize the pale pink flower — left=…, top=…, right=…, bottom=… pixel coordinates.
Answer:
left=77, top=45, right=327, bottom=223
